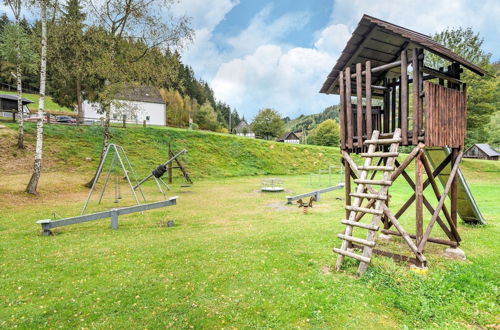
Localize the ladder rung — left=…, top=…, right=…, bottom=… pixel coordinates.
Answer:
left=338, top=233, right=376, bottom=247
left=358, top=166, right=395, bottom=171
left=333, top=248, right=371, bottom=263
left=360, top=152, right=399, bottom=158
left=341, top=220, right=380, bottom=231
left=346, top=205, right=383, bottom=215
left=354, top=179, right=392, bottom=186
left=350, top=192, right=387, bottom=200
left=364, top=138, right=401, bottom=145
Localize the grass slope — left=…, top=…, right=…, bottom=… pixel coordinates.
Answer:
left=0, top=122, right=344, bottom=179
left=0, top=90, right=73, bottom=113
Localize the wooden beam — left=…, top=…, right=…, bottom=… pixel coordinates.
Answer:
left=415, top=150, right=424, bottom=246
left=356, top=63, right=363, bottom=146
left=345, top=68, right=353, bottom=149
left=422, top=66, right=462, bottom=85
left=412, top=48, right=420, bottom=145
left=339, top=71, right=346, bottom=149
left=418, top=151, right=464, bottom=252
left=391, top=78, right=397, bottom=131
left=366, top=61, right=372, bottom=139
left=383, top=78, right=390, bottom=133
left=400, top=50, right=408, bottom=145
left=381, top=230, right=458, bottom=248
left=451, top=148, right=459, bottom=227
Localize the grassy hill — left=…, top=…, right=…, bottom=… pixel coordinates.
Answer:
left=0, top=121, right=344, bottom=179
left=0, top=90, right=73, bottom=113
left=285, top=105, right=340, bottom=133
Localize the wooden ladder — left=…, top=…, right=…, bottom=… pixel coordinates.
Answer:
left=333, top=128, right=402, bottom=275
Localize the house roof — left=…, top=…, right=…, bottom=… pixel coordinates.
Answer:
left=320, top=15, right=488, bottom=95
left=0, top=94, right=34, bottom=104
left=472, top=144, right=500, bottom=157
left=115, top=86, right=165, bottom=104
left=234, top=120, right=250, bottom=130
left=278, top=131, right=299, bottom=141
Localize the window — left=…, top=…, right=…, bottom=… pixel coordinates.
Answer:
left=146, top=116, right=150, bottom=121
left=112, top=113, right=118, bottom=119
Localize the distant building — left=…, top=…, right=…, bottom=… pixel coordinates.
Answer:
left=464, top=144, right=499, bottom=161
left=83, top=86, right=166, bottom=126
left=0, top=94, right=33, bottom=121
left=233, top=120, right=255, bottom=138
left=277, top=132, right=300, bottom=144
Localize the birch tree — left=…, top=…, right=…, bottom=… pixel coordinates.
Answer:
left=4, top=0, right=27, bottom=148
left=26, top=0, right=48, bottom=194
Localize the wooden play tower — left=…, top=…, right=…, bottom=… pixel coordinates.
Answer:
left=320, top=15, right=487, bottom=275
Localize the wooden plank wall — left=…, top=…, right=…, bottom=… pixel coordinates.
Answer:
left=424, top=81, right=467, bottom=147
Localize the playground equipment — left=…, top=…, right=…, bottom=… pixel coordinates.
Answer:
left=261, top=178, right=284, bottom=192
left=133, top=149, right=187, bottom=197
left=320, top=15, right=489, bottom=275
left=36, top=143, right=177, bottom=235
left=309, top=165, right=344, bottom=187
left=297, top=196, right=316, bottom=214
left=166, top=143, right=193, bottom=186
left=286, top=183, right=344, bottom=204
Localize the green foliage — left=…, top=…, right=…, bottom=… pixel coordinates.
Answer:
left=251, top=108, right=285, bottom=140
left=0, top=23, right=38, bottom=74
left=196, top=102, right=218, bottom=131
left=285, top=105, right=339, bottom=132
left=308, top=119, right=340, bottom=146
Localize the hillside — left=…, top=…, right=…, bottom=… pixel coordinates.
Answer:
left=0, top=121, right=344, bottom=179
left=0, top=90, right=74, bottom=113
left=285, top=105, right=340, bottom=132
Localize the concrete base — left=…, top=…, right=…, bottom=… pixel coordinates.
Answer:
left=378, top=233, right=392, bottom=241
left=444, top=247, right=466, bottom=260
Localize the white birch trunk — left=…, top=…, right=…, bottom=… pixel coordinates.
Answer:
left=26, top=2, right=47, bottom=194
left=16, top=18, right=24, bottom=149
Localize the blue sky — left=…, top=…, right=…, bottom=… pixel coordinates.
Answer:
left=172, top=0, right=500, bottom=120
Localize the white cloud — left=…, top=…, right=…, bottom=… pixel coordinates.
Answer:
left=171, top=0, right=239, bottom=31
left=226, top=6, right=311, bottom=57
left=314, top=23, right=351, bottom=55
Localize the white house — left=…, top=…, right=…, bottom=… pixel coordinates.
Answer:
left=83, top=86, right=166, bottom=126
left=233, top=119, right=255, bottom=138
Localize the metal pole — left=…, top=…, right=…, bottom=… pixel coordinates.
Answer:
left=98, top=152, right=117, bottom=204
left=153, top=177, right=166, bottom=198
left=133, top=149, right=187, bottom=190
left=113, top=144, right=140, bottom=206
left=117, top=145, right=146, bottom=202
left=82, top=144, right=112, bottom=215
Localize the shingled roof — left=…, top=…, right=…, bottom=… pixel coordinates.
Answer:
left=115, top=86, right=164, bottom=104
left=473, top=144, right=500, bottom=157
left=320, top=15, right=488, bottom=95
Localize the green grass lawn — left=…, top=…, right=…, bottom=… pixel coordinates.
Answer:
left=0, top=166, right=498, bottom=328
left=0, top=123, right=499, bottom=328
left=0, top=90, right=73, bottom=113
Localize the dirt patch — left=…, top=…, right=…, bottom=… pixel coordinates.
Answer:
left=265, top=202, right=292, bottom=211
left=320, top=265, right=332, bottom=275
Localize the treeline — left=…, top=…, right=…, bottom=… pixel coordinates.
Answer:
left=0, top=5, right=240, bottom=131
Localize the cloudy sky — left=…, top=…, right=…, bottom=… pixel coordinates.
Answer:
left=171, top=0, right=500, bottom=120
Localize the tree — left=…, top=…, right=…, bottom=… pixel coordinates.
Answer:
left=2, top=0, right=36, bottom=148
left=251, top=108, right=284, bottom=140
left=428, top=27, right=497, bottom=146
left=83, top=0, right=193, bottom=187
left=26, top=0, right=48, bottom=194
left=196, top=101, right=218, bottom=131
left=309, top=119, right=340, bottom=146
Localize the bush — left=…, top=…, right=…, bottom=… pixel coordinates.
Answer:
left=308, top=119, right=340, bottom=146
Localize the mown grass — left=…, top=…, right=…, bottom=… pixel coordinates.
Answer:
left=0, top=91, right=73, bottom=113
left=0, top=123, right=499, bottom=328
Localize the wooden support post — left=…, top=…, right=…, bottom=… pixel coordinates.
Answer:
left=344, top=156, right=351, bottom=219
left=400, top=50, right=408, bottom=145
left=345, top=68, right=353, bottom=149
left=451, top=148, right=459, bottom=227
left=383, top=78, right=390, bottom=133
left=339, top=71, right=346, bottom=149
left=412, top=48, right=420, bottom=145
left=415, top=150, right=424, bottom=246
left=366, top=61, right=372, bottom=139
left=122, top=115, right=126, bottom=128
left=356, top=63, right=363, bottom=146
left=391, top=78, right=397, bottom=131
